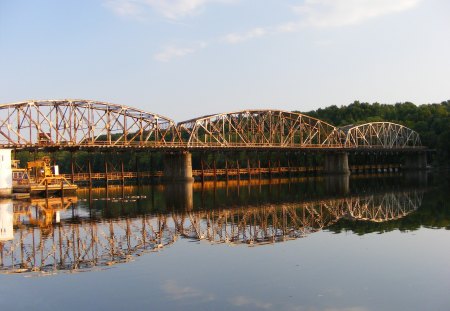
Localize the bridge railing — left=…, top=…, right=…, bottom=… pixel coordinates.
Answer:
left=0, top=140, right=425, bottom=150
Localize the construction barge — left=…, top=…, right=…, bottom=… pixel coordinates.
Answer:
left=12, top=157, right=78, bottom=196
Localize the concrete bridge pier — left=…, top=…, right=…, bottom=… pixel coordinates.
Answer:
left=323, top=152, right=350, bottom=175
left=403, top=152, right=427, bottom=170
left=163, top=152, right=194, bottom=182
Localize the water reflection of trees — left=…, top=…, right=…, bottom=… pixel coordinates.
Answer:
left=0, top=188, right=423, bottom=274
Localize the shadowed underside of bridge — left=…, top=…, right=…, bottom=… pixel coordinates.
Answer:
left=0, top=99, right=424, bottom=151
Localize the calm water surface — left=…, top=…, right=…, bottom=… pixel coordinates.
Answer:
left=0, top=172, right=449, bottom=311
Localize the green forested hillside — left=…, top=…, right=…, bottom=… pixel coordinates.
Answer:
left=302, top=100, right=450, bottom=165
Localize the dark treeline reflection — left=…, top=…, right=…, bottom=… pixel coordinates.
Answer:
left=0, top=173, right=447, bottom=274
left=329, top=172, right=450, bottom=234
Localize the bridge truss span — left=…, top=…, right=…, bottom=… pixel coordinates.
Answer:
left=177, top=110, right=343, bottom=149
left=0, top=99, right=179, bottom=149
left=0, top=99, right=425, bottom=151
left=343, top=122, right=421, bottom=149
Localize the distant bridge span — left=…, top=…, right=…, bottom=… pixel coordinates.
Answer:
left=0, top=99, right=424, bottom=152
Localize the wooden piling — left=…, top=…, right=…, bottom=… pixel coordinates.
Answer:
left=201, top=158, right=205, bottom=183
left=313, top=154, right=318, bottom=176
left=268, top=159, right=272, bottom=180
left=258, top=159, right=261, bottom=180
left=70, top=153, right=75, bottom=184
left=88, top=159, right=92, bottom=188
left=287, top=158, right=291, bottom=179
left=121, top=160, right=125, bottom=187
left=213, top=157, right=217, bottom=183
left=236, top=160, right=240, bottom=183
left=135, top=153, right=140, bottom=185
left=225, top=159, right=229, bottom=183
left=149, top=152, right=153, bottom=184
left=45, top=179, right=49, bottom=198
left=105, top=161, right=109, bottom=187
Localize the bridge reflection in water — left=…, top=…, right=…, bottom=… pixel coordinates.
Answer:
left=0, top=176, right=425, bottom=274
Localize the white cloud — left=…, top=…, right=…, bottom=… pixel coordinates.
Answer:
left=221, top=21, right=305, bottom=44
left=293, top=0, right=421, bottom=27
left=162, top=280, right=215, bottom=301
left=152, top=0, right=422, bottom=61
left=223, top=27, right=268, bottom=44
left=154, top=42, right=207, bottom=62
left=230, top=296, right=273, bottom=310
left=146, top=0, right=213, bottom=19
left=221, top=0, right=421, bottom=45
left=105, top=0, right=236, bottom=20
left=276, top=21, right=302, bottom=34
left=104, top=0, right=144, bottom=19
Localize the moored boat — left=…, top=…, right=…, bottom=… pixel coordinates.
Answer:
left=12, top=157, right=77, bottom=196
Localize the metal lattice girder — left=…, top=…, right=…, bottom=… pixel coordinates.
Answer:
left=0, top=100, right=424, bottom=150
left=0, top=99, right=179, bottom=148
left=177, top=110, right=343, bottom=148
left=343, top=122, right=421, bottom=148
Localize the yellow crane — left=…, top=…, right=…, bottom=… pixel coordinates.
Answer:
left=26, top=156, right=53, bottom=180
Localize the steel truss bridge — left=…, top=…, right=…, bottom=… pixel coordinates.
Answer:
left=0, top=189, right=422, bottom=274
left=0, top=99, right=423, bottom=151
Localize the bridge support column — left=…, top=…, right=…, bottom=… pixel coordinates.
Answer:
left=403, top=152, right=427, bottom=170
left=323, top=152, right=350, bottom=175
left=0, top=149, right=12, bottom=197
left=163, top=152, right=194, bottom=182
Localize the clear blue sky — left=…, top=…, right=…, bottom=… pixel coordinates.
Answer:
left=1, top=0, right=449, bottom=121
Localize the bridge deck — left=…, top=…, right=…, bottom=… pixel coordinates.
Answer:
left=0, top=143, right=427, bottom=152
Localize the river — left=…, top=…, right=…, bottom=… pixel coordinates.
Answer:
left=0, top=172, right=449, bottom=311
